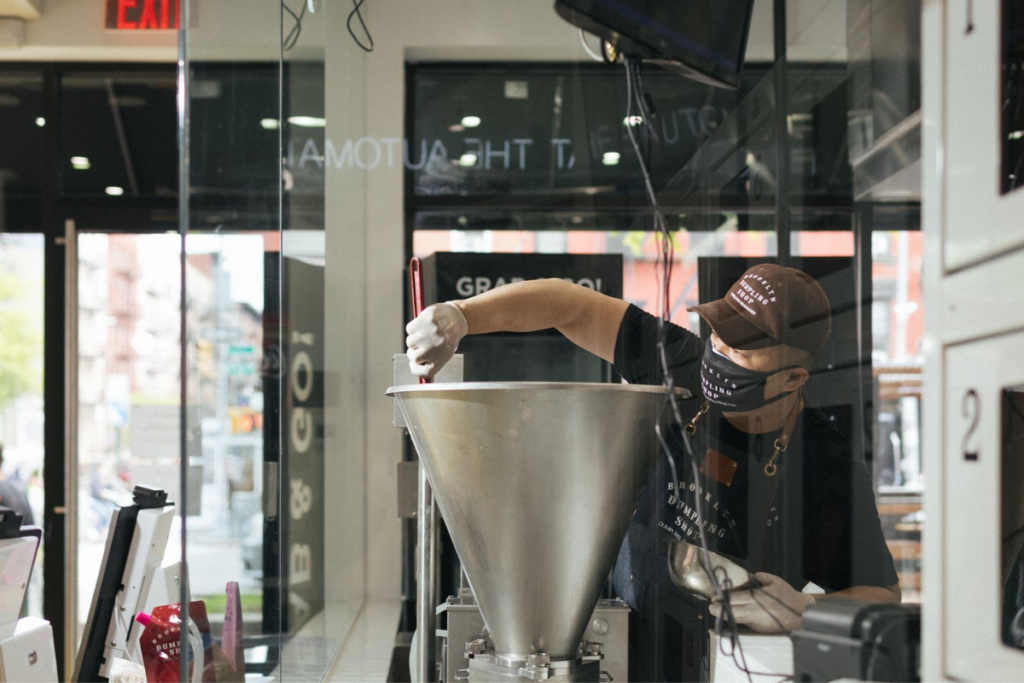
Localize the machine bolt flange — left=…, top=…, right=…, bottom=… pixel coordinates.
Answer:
left=527, top=652, right=550, bottom=667
left=521, top=652, right=552, bottom=681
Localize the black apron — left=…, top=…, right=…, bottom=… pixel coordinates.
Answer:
left=658, top=407, right=785, bottom=572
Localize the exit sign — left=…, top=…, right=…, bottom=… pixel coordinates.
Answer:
left=106, top=0, right=179, bottom=30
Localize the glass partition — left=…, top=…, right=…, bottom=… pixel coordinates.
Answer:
left=181, top=0, right=362, bottom=679
left=59, top=72, right=177, bottom=198
left=181, top=2, right=286, bottom=678
left=179, top=0, right=923, bottom=681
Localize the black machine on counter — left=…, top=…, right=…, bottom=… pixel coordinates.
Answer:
left=791, top=599, right=921, bottom=682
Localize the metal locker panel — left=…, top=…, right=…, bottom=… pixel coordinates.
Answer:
left=937, top=251, right=1024, bottom=346
left=943, top=331, right=1024, bottom=681
left=942, top=0, right=1024, bottom=273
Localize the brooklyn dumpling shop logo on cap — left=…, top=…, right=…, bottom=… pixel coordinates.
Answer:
left=731, top=271, right=778, bottom=317
left=687, top=263, right=832, bottom=353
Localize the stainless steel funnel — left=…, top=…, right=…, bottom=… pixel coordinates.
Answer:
left=388, top=382, right=676, bottom=660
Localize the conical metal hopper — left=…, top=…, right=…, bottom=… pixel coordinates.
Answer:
left=388, top=382, right=675, bottom=660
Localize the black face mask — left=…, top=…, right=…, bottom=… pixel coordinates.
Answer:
left=700, top=339, right=799, bottom=412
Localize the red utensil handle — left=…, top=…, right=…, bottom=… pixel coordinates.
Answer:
left=410, top=257, right=429, bottom=384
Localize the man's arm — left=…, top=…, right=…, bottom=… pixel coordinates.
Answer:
left=818, top=583, right=902, bottom=603
left=455, top=279, right=629, bottom=362
left=710, top=574, right=902, bottom=634
left=406, top=278, right=629, bottom=377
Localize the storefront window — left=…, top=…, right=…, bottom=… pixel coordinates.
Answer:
left=183, top=0, right=335, bottom=677
left=0, top=233, right=44, bottom=617
left=75, top=233, right=182, bottom=640
left=181, top=233, right=271, bottom=628
left=59, top=73, right=177, bottom=198
left=0, top=73, right=44, bottom=231
left=414, top=227, right=778, bottom=329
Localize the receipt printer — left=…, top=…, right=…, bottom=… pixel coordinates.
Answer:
left=791, top=599, right=920, bottom=682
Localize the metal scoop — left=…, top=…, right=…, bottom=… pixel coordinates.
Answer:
left=667, top=539, right=761, bottom=601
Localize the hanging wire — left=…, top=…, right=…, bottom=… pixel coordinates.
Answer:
left=347, top=0, right=375, bottom=52
left=284, top=0, right=373, bottom=52
left=282, top=0, right=307, bottom=51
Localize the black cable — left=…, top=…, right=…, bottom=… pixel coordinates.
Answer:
left=347, top=0, right=374, bottom=52
left=624, top=55, right=806, bottom=682
left=624, top=56, right=746, bottom=680
left=628, top=59, right=674, bottom=321
left=624, top=56, right=756, bottom=683
left=282, top=0, right=307, bottom=51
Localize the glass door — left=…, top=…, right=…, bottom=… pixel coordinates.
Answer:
left=69, top=227, right=275, bottom=670
left=71, top=228, right=184, bottom=658
left=179, top=232, right=276, bottom=664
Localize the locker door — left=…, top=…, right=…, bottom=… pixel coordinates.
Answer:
left=942, top=0, right=1024, bottom=272
left=943, top=330, right=1024, bottom=680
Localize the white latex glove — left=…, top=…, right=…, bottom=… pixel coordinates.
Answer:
left=707, top=572, right=815, bottom=634
left=406, top=302, right=469, bottom=378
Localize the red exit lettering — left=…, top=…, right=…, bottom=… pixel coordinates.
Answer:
left=106, top=0, right=180, bottom=30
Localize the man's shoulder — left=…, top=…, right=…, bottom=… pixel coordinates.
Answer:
left=614, top=304, right=703, bottom=387
left=620, top=304, right=682, bottom=334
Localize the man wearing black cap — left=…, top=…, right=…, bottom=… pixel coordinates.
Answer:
left=406, top=264, right=899, bottom=671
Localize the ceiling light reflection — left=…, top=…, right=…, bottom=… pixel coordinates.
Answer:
left=287, top=116, right=326, bottom=128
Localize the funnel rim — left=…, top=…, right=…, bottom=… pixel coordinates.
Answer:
left=387, top=381, right=691, bottom=397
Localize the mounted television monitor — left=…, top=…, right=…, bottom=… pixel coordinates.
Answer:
left=554, top=0, right=756, bottom=89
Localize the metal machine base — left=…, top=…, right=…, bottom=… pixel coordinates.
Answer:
left=437, top=593, right=628, bottom=683
left=467, top=654, right=599, bottom=682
